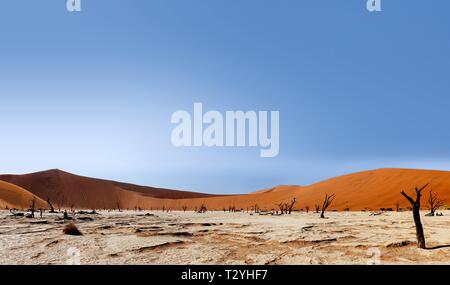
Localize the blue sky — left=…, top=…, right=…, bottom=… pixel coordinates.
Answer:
left=1, top=0, right=450, bottom=193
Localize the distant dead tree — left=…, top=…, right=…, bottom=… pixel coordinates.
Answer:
left=396, top=201, right=400, bottom=212
left=314, top=204, right=320, bottom=213
left=277, top=202, right=287, bottom=215
left=228, top=205, right=236, bottom=213
left=197, top=204, right=207, bottom=213
left=287, top=198, right=297, bottom=214
left=305, top=206, right=309, bottom=213
left=320, top=194, right=336, bottom=218
left=28, top=196, right=36, bottom=218
left=182, top=205, right=188, bottom=212
left=426, top=189, right=444, bottom=216
left=117, top=201, right=122, bottom=212
left=400, top=184, right=428, bottom=249
left=47, top=198, right=57, bottom=213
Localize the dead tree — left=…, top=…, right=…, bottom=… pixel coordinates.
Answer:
left=426, top=189, right=444, bottom=216
left=320, top=194, right=336, bottom=218
left=314, top=204, right=320, bottom=213
left=29, top=196, right=36, bottom=218
left=287, top=198, right=297, bottom=214
left=305, top=206, right=309, bottom=213
left=400, top=184, right=428, bottom=249
left=396, top=201, right=399, bottom=212
left=277, top=203, right=286, bottom=215
left=197, top=204, right=207, bottom=213
left=47, top=198, right=57, bottom=213
left=182, top=205, right=188, bottom=212
left=117, top=201, right=122, bottom=212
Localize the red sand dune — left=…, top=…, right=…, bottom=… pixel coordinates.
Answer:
left=0, top=180, right=46, bottom=210
left=0, top=169, right=218, bottom=210
left=0, top=168, right=449, bottom=211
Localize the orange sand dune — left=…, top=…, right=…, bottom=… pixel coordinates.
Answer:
left=1, top=168, right=449, bottom=211
left=118, top=168, right=450, bottom=211
left=0, top=180, right=46, bottom=210
left=0, top=169, right=219, bottom=210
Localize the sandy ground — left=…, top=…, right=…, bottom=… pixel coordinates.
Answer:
left=0, top=210, right=449, bottom=265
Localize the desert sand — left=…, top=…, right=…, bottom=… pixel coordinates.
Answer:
left=1, top=210, right=449, bottom=265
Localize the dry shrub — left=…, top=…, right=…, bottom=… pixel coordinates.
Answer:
left=63, top=223, right=83, bottom=236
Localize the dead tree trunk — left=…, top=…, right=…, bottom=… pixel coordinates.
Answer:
left=400, top=184, right=428, bottom=249
left=320, top=194, right=336, bottom=218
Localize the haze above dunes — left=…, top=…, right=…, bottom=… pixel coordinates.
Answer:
left=0, top=168, right=449, bottom=211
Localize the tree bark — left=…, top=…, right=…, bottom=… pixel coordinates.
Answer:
left=412, top=204, right=426, bottom=249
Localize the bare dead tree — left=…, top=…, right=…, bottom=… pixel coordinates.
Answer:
left=182, top=205, right=188, bottom=212
left=28, top=196, right=36, bottom=218
left=228, top=205, right=236, bottom=213
left=117, top=201, right=122, bottom=212
left=427, top=189, right=444, bottom=216
left=320, top=194, right=336, bottom=218
left=287, top=198, right=297, bottom=214
left=396, top=201, right=400, bottom=212
left=47, top=198, right=57, bottom=213
left=277, top=202, right=286, bottom=215
left=305, top=206, right=309, bottom=213
left=314, top=204, right=320, bottom=213
left=400, top=184, right=428, bottom=249
left=197, top=204, right=207, bottom=213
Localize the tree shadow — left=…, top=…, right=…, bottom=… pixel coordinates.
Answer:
left=425, top=244, right=450, bottom=250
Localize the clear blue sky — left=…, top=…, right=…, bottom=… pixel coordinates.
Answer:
left=1, top=1, right=449, bottom=193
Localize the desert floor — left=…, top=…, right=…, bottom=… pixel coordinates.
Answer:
left=0, top=210, right=449, bottom=265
